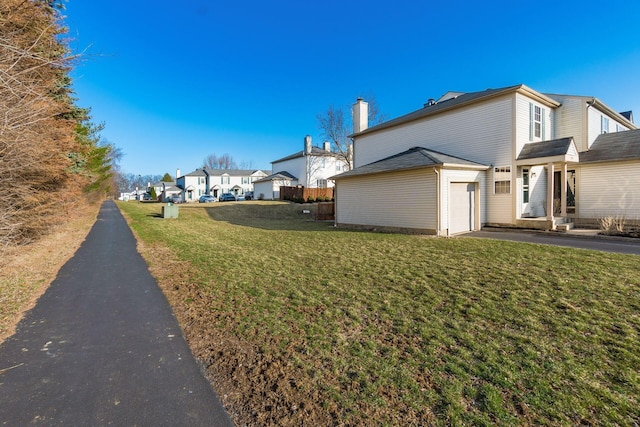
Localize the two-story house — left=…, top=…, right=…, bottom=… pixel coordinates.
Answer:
left=253, top=136, right=349, bottom=200
left=332, top=85, right=638, bottom=235
left=176, top=168, right=268, bottom=202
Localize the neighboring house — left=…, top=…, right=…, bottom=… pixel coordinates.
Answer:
left=176, top=168, right=268, bottom=202
left=253, top=171, right=297, bottom=200
left=258, top=136, right=349, bottom=200
left=160, top=182, right=182, bottom=202
left=150, top=180, right=180, bottom=202
left=332, top=85, right=638, bottom=235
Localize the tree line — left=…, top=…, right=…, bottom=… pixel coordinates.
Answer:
left=0, top=0, right=116, bottom=246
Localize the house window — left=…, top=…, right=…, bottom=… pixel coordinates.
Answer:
left=616, top=123, right=624, bottom=132
left=221, top=176, right=230, bottom=184
left=534, top=106, right=542, bottom=138
left=529, top=103, right=545, bottom=140
left=317, top=179, right=328, bottom=188
left=601, top=116, right=609, bottom=134
left=242, top=177, right=252, bottom=185
left=336, top=163, right=342, bottom=172
left=494, top=166, right=511, bottom=194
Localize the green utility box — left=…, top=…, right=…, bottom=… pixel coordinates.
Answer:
left=162, top=204, right=179, bottom=218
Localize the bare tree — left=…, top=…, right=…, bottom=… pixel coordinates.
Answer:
left=0, top=0, right=80, bottom=245
left=203, top=153, right=238, bottom=170
left=317, top=95, right=385, bottom=170
left=238, top=160, right=256, bottom=170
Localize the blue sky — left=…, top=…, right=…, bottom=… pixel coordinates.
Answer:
left=64, top=0, right=640, bottom=177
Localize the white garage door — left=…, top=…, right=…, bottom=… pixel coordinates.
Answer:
left=450, top=182, right=475, bottom=234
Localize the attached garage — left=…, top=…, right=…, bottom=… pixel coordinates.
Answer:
left=332, top=147, right=489, bottom=235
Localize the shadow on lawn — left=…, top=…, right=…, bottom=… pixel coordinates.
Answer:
left=201, top=202, right=335, bottom=231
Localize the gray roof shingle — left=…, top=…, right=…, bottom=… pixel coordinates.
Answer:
left=271, top=146, right=338, bottom=164
left=253, top=171, right=298, bottom=183
left=580, top=129, right=640, bottom=163
left=332, top=147, right=488, bottom=180
left=351, top=84, right=560, bottom=137
left=517, top=138, right=575, bottom=160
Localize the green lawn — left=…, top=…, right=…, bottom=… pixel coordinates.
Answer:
left=119, top=201, right=640, bottom=426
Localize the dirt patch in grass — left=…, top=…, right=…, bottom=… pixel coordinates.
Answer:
left=136, top=240, right=343, bottom=426
left=0, top=202, right=100, bottom=343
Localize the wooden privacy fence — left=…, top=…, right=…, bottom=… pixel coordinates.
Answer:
left=280, top=186, right=334, bottom=202
left=316, top=202, right=335, bottom=220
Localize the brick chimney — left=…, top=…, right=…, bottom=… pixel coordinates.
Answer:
left=352, top=98, right=368, bottom=134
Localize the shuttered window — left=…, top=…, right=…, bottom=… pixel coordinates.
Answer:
left=529, top=103, right=546, bottom=140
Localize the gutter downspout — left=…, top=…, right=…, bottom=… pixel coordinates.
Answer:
left=434, top=167, right=441, bottom=236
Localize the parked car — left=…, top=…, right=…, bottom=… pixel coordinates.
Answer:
left=244, top=191, right=254, bottom=200
left=170, top=194, right=184, bottom=204
left=142, top=193, right=152, bottom=201
left=219, top=193, right=236, bottom=202
left=198, top=195, right=216, bottom=203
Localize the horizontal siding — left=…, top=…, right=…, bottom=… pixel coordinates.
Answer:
left=440, top=169, right=486, bottom=230
left=587, top=107, right=603, bottom=149
left=336, top=169, right=436, bottom=230
left=515, top=93, right=554, bottom=157
left=578, top=162, right=640, bottom=219
left=550, top=95, right=586, bottom=151
left=355, top=95, right=513, bottom=168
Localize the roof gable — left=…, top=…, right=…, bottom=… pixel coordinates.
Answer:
left=332, top=147, right=488, bottom=179
left=271, top=146, right=339, bottom=164
left=516, top=138, right=579, bottom=164
left=253, top=171, right=298, bottom=183
left=351, top=84, right=560, bottom=138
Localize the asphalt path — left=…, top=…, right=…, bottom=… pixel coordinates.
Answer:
left=0, top=200, right=234, bottom=426
left=463, top=229, right=640, bottom=255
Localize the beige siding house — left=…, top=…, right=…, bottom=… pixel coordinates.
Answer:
left=333, top=84, right=638, bottom=235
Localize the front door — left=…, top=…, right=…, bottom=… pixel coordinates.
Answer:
left=522, top=168, right=530, bottom=216
left=553, top=170, right=576, bottom=215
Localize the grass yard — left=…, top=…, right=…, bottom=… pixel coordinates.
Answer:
left=118, top=201, right=640, bottom=426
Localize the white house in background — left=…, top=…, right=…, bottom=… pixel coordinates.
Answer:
left=332, top=85, right=638, bottom=235
left=254, top=136, right=349, bottom=200
left=176, top=168, right=268, bottom=202
left=253, top=171, right=297, bottom=200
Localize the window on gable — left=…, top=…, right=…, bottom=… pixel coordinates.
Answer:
left=529, top=103, right=545, bottom=140
left=494, top=166, right=511, bottom=194
left=601, top=116, right=609, bottom=134
left=534, top=106, right=542, bottom=138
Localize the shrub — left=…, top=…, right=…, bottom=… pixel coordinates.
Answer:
left=598, top=216, right=626, bottom=234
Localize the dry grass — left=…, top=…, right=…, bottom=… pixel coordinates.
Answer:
left=0, top=202, right=100, bottom=343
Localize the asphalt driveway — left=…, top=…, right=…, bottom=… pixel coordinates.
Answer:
left=0, top=200, right=234, bottom=426
left=463, top=229, right=640, bottom=255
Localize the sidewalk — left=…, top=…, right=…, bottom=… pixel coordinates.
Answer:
left=0, top=201, right=234, bottom=426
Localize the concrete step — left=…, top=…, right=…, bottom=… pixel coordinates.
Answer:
left=556, top=222, right=574, bottom=231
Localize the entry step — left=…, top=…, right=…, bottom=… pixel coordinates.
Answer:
left=556, top=222, right=574, bottom=231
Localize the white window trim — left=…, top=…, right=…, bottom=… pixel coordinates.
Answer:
left=601, top=116, right=610, bottom=134
left=494, top=166, right=511, bottom=194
